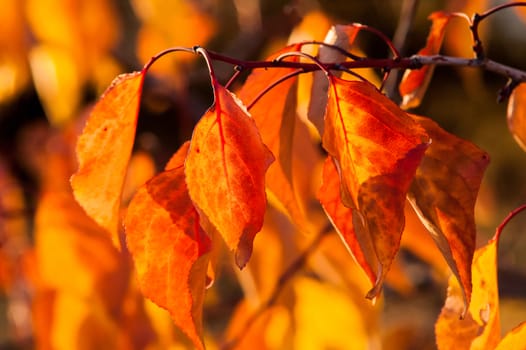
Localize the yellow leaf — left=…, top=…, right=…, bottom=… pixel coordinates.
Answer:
left=495, top=322, right=526, bottom=350
left=29, top=45, right=82, bottom=125
left=435, top=236, right=500, bottom=350
left=293, top=277, right=371, bottom=350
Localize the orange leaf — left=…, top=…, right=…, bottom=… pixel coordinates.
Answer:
left=236, top=44, right=312, bottom=230
left=399, top=12, right=452, bottom=109
left=507, top=83, right=526, bottom=152
left=71, top=71, right=145, bottom=247
left=435, top=234, right=500, bottom=350
left=125, top=142, right=211, bottom=350
left=408, top=115, right=489, bottom=310
left=317, top=156, right=376, bottom=284
left=185, top=84, right=274, bottom=268
left=322, top=77, right=429, bottom=298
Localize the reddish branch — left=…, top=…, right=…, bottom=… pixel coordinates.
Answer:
left=142, top=2, right=526, bottom=104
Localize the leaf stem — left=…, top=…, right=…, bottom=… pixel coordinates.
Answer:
left=142, top=47, right=196, bottom=72
left=494, top=204, right=526, bottom=242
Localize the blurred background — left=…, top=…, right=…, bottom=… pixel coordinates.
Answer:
left=1, top=0, right=526, bottom=348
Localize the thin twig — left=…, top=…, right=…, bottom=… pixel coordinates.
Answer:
left=185, top=48, right=526, bottom=87
left=471, top=2, right=526, bottom=59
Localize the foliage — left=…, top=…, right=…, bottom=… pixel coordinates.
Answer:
left=2, top=0, right=526, bottom=349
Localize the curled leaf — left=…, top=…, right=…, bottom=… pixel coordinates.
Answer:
left=507, top=83, right=526, bottom=152
left=322, top=78, right=429, bottom=298
left=399, top=12, right=452, bottom=109
left=408, top=114, right=489, bottom=311
left=185, top=84, right=274, bottom=268
left=71, top=71, right=145, bottom=247
left=125, top=142, right=211, bottom=350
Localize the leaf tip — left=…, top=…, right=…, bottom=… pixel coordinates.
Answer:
left=234, top=232, right=255, bottom=269
left=365, top=265, right=385, bottom=301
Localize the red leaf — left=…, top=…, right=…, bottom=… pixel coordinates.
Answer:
left=322, top=78, right=429, bottom=298
left=185, top=84, right=274, bottom=268
left=408, top=114, right=489, bottom=310
left=71, top=71, right=145, bottom=246
left=318, top=156, right=377, bottom=284
left=125, top=142, right=211, bottom=350
left=399, top=12, right=452, bottom=109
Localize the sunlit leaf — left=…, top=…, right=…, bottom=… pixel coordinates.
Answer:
left=26, top=0, right=120, bottom=123
left=48, top=292, right=119, bottom=350
left=399, top=12, right=452, bottom=109
left=495, top=322, right=526, bottom=350
left=125, top=142, right=211, bottom=350
left=435, top=235, right=500, bottom=350
left=310, top=232, right=382, bottom=333
left=408, top=114, right=489, bottom=310
left=293, top=277, right=371, bottom=350
left=507, top=83, right=526, bottom=152
left=29, top=45, right=83, bottom=125
left=185, top=84, right=274, bottom=268
left=35, top=190, right=128, bottom=305
left=71, top=71, right=145, bottom=247
left=317, top=156, right=376, bottom=284
left=322, top=77, right=429, bottom=298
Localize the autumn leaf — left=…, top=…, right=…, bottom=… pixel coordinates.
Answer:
left=125, top=142, right=211, bottom=350
left=495, top=322, right=526, bottom=350
left=435, top=234, right=500, bottom=350
left=71, top=71, right=145, bottom=247
left=507, top=83, right=526, bottom=152
left=185, top=83, right=274, bottom=268
left=318, top=156, right=377, bottom=284
left=27, top=0, right=120, bottom=124
left=399, top=11, right=452, bottom=109
left=322, top=77, right=429, bottom=298
left=408, top=114, right=489, bottom=310
left=293, top=277, right=372, bottom=350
